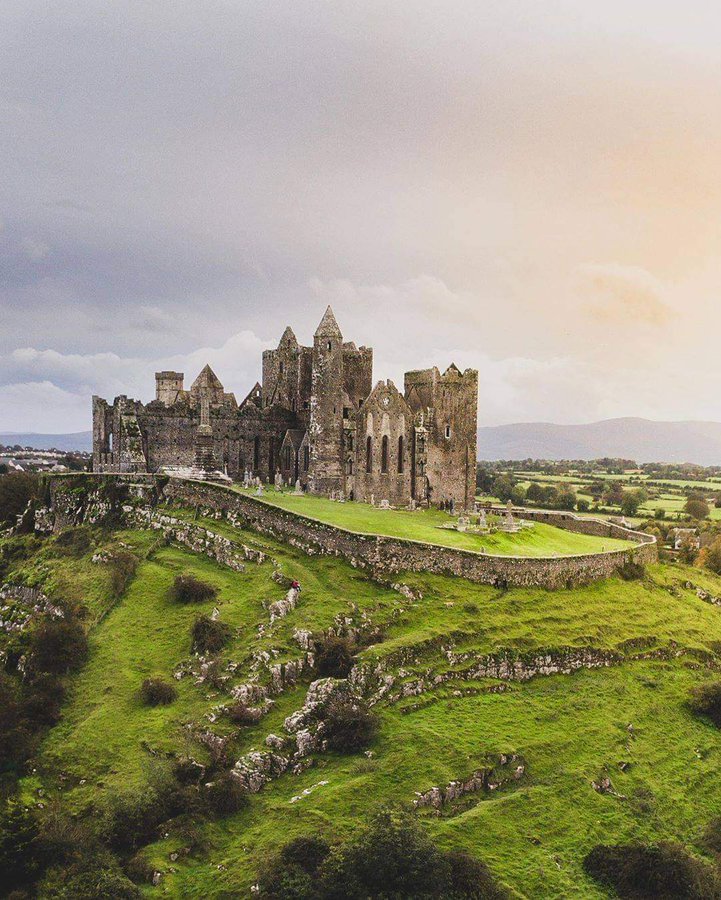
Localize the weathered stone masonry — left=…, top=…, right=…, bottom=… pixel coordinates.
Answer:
left=93, top=306, right=478, bottom=510
left=41, top=475, right=656, bottom=589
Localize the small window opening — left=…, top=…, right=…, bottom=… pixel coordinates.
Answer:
left=445, top=425, right=451, bottom=439
left=381, top=435, right=389, bottom=473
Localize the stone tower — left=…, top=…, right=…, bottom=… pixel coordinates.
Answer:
left=308, top=306, right=344, bottom=494
left=155, top=371, right=184, bottom=406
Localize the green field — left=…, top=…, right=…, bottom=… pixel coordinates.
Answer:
left=233, top=487, right=633, bottom=556
left=6, top=509, right=721, bottom=897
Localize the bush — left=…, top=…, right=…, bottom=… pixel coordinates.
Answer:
left=139, top=677, right=177, bottom=706
left=0, top=673, right=33, bottom=771
left=445, top=849, right=509, bottom=899
left=22, top=674, right=66, bottom=726
left=191, top=615, right=231, bottom=654
left=583, top=842, right=719, bottom=899
left=41, top=863, right=141, bottom=899
left=108, top=550, right=139, bottom=598
left=280, top=836, right=332, bottom=873
left=702, top=817, right=721, bottom=856
left=29, top=618, right=88, bottom=675
left=0, top=803, right=44, bottom=893
left=315, top=635, right=356, bottom=678
left=688, top=681, right=721, bottom=727
left=259, top=836, right=331, bottom=899
left=54, top=527, right=92, bottom=557
left=618, top=561, right=645, bottom=582
left=227, top=701, right=263, bottom=726
left=169, top=574, right=218, bottom=605
left=202, top=773, right=248, bottom=817
left=105, top=769, right=189, bottom=853
left=0, top=473, right=40, bottom=526
left=323, top=698, right=379, bottom=754
left=258, top=808, right=508, bottom=899
left=686, top=498, right=710, bottom=520
left=124, top=853, right=155, bottom=885
left=704, top=538, right=721, bottom=576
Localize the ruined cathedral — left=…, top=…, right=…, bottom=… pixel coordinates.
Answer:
left=93, top=307, right=478, bottom=509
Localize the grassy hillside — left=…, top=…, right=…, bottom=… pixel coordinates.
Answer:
left=4, top=513, right=721, bottom=897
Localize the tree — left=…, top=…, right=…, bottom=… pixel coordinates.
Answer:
left=0, top=472, right=39, bottom=526
left=526, top=482, right=543, bottom=504
left=555, top=488, right=576, bottom=511
left=703, top=538, right=721, bottom=575
left=491, top=476, right=514, bottom=503
left=30, top=618, right=88, bottom=675
left=603, top=483, right=624, bottom=507
left=684, top=498, right=709, bottom=520
left=510, top=484, right=527, bottom=507
left=620, top=489, right=645, bottom=517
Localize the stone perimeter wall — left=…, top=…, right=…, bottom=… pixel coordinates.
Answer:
left=42, top=475, right=656, bottom=589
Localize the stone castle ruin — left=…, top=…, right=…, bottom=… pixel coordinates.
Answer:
left=93, top=307, right=478, bottom=509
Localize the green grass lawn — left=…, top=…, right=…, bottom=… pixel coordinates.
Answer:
left=232, top=487, right=633, bottom=556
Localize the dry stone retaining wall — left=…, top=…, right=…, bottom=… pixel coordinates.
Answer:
left=42, top=475, right=656, bottom=589
left=160, top=478, right=656, bottom=589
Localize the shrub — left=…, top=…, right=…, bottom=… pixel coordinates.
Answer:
left=257, top=810, right=508, bottom=899
left=227, top=701, right=263, bottom=726
left=0, top=473, right=40, bottom=526
left=445, top=849, right=509, bottom=899
left=41, top=862, right=141, bottom=899
left=108, top=550, right=139, bottom=598
left=124, top=853, right=155, bottom=885
left=323, top=698, right=379, bottom=754
left=29, top=618, right=88, bottom=675
left=105, top=769, right=188, bottom=853
left=172, top=757, right=206, bottom=785
left=618, top=561, right=645, bottom=582
left=139, top=677, right=177, bottom=706
left=191, top=615, right=231, bottom=654
left=202, top=773, right=248, bottom=817
left=0, top=804, right=44, bottom=893
left=704, top=538, right=721, bottom=576
left=280, top=836, right=332, bottom=873
left=702, top=817, right=721, bottom=856
left=583, top=842, right=719, bottom=899
left=22, top=674, right=66, bottom=726
left=259, top=836, right=331, bottom=899
left=169, top=574, right=218, bottom=605
left=315, top=635, right=356, bottom=678
left=686, top=498, right=710, bottom=520
left=688, top=681, right=721, bottom=727
left=0, top=673, right=33, bottom=771
left=54, top=527, right=92, bottom=557
left=576, top=498, right=590, bottom=512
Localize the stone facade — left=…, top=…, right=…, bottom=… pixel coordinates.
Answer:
left=92, top=307, right=478, bottom=509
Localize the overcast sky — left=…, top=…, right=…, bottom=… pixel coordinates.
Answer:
left=2, top=1, right=721, bottom=432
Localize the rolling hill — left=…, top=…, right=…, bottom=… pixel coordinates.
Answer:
left=477, top=417, right=721, bottom=465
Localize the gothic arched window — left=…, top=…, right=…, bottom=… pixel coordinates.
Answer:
left=381, top=435, right=389, bottom=473
left=366, top=436, right=372, bottom=473
left=397, top=436, right=404, bottom=473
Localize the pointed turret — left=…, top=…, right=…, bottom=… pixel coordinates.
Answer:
left=314, top=305, right=342, bottom=339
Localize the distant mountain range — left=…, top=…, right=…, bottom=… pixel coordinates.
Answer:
left=0, top=432, right=93, bottom=453
left=477, top=418, right=721, bottom=466
left=5, top=417, right=721, bottom=465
